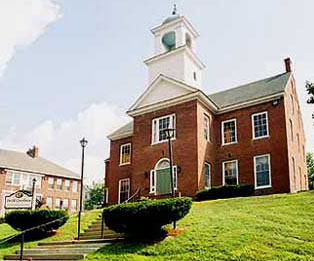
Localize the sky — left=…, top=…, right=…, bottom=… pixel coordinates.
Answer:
left=0, top=0, right=313, bottom=184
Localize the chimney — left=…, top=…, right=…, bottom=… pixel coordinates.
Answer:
left=284, top=57, right=292, bottom=72
left=27, top=146, right=39, bottom=158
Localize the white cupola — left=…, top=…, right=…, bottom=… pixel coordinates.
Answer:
left=144, top=5, right=205, bottom=88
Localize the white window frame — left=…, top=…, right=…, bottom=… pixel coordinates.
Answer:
left=63, top=198, right=69, bottom=210
left=254, top=154, right=272, bottom=189
left=65, top=180, right=70, bottom=191
left=71, top=199, right=77, bottom=211
left=118, top=178, right=130, bottom=204
left=152, top=114, right=176, bottom=145
left=119, top=143, right=132, bottom=166
left=46, top=197, right=53, bottom=208
left=204, top=114, right=210, bottom=142
left=56, top=178, right=62, bottom=191
left=55, top=198, right=61, bottom=209
left=221, top=119, right=237, bottom=145
left=252, top=111, right=269, bottom=140
left=48, top=177, right=54, bottom=190
left=204, top=162, right=211, bottom=189
left=222, top=160, right=239, bottom=186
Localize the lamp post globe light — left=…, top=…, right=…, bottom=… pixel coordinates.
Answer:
left=78, top=137, right=88, bottom=240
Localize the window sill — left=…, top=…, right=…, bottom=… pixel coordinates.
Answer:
left=152, top=138, right=176, bottom=146
left=253, top=135, right=270, bottom=140
left=255, top=185, right=272, bottom=189
left=222, top=141, right=237, bottom=146
left=119, top=162, right=131, bottom=167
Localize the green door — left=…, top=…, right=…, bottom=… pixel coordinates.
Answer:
left=156, top=168, right=171, bottom=195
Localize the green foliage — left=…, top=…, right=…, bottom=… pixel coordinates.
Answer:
left=307, top=152, right=314, bottom=190
left=306, top=81, right=314, bottom=104
left=195, top=184, right=254, bottom=201
left=84, top=183, right=105, bottom=210
left=103, top=197, right=192, bottom=236
left=5, top=209, right=69, bottom=236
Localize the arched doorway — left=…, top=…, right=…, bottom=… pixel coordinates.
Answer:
left=155, top=159, right=171, bottom=195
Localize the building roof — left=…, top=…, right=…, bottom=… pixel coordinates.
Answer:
left=209, top=72, right=291, bottom=109
left=0, top=149, right=80, bottom=179
left=108, top=72, right=291, bottom=140
left=108, top=121, right=134, bottom=140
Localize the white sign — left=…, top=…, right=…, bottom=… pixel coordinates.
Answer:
left=5, top=191, right=32, bottom=209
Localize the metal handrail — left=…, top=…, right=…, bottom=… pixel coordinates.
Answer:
left=124, top=187, right=141, bottom=204
left=0, top=216, right=68, bottom=261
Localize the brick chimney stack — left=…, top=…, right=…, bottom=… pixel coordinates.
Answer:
left=284, top=57, right=292, bottom=73
left=27, top=146, right=39, bottom=158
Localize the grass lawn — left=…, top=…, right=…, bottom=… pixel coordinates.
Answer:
left=88, top=191, right=314, bottom=261
left=0, top=209, right=102, bottom=259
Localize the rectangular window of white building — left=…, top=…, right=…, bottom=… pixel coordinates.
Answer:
left=63, top=199, right=69, bottom=210
left=120, top=143, right=131, bottom=165
left=72, top=181, right=78, bottom=193
left=152, top=114, right=176, bottom=144
left=65, top=180, right=70, bottom=191
left=204, top=114, right=210, bottom=141
left=46, top=197, right=53, bottom=208
left=55, top=198, right=61, bottom=209
left=48, top=177, right=54, bottom=189
left=5, top=172, right=13, bottom=185
left=252, top=111, right=269, bottom=139
left=204, top=163, right=211, bottom=189
left=254, top=154, right=271, bottom=189
left=56, top=178, right=62, bottom=190
left=222, top=119, right=237, bottom=145
left=223, top=160, right=238, bottom=185
left=118, top=178, right=130, bottom=204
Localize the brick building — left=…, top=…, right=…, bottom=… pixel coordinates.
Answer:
left=0, top=146, right=81, bottom=216
left=105, top=11, right=307, bottom=205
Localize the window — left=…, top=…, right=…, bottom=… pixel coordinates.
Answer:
left=65, top=180, right=70, bottom=191
left=55, top=198, right=61, bottom=209
left=186, top=33, right=192, bottom=48
left=71, top=200, right=77, bottom=211
left=204, top=114, right=210, bottom=141
left=56, top=179, right=62, bottom=190
left=150, top=162, right=177, bottom=194
left=152, top=114, right=176, bottom=144
left=118, top=179, right=130, bottom=204
left=46, top=197, right=52, bottom=208
left=193, top=72, right=197, bottom=81
left=48, top=177, right=54, bottom=189
left=162, top=31, right=176, bottom=51
left=173, top=166, right=178, bottom=190
left=63, top=199, right=69, bottom=210
left=223, top=160, right=238, bottom=185
left=72, top=181, right=78, bottom=193
left=297, top=134, right=300, bottom=152
left=120, top=143, right=131, bottom=165
left=204, top=163, right=211, bottom=189
left=13, top=173, right=21, bottom=185
left=6, top=172, right=13, bottom=185
left=150, top=170, right=156, bottom=193
left=289, top=119, right=293, bottom=141
left=222, top=119, right=237, bottom=145
left=254, top=154, right=271, bottom=189
left=303, top=145, right=305, bottom=162
left=292, top=157, right=296, bottom=187
left=252, top=112, right=269, bottom=139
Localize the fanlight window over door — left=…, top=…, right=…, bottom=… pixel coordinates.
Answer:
left=162, top=31, right=176, bottom=51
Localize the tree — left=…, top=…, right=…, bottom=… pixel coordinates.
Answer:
left=84, top=183, right=105, bottom=210
left=305, top=81, right=314, bottom=104
left=307, top=152, right=314, bottom=190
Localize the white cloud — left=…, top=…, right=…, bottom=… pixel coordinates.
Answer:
left=0, top=0, right=61, bottom=78
left=1, top=102, right=130, bottom=184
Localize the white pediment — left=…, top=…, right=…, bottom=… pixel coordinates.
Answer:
left=128, top=75, right=197, bottom=112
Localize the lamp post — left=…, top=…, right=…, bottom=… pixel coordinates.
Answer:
left=78, top=137, right=88, bottom=240
left=164, top=128, right=176, bottom=198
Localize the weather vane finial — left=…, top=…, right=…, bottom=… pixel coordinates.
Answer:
left=172, top=4, right=177, bottom=15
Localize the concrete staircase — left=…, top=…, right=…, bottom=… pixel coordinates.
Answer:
left=4, top=215, right=123, bottom=260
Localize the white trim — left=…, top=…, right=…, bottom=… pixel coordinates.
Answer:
left=204, top=162, right=211, bottom=189
left=251, top=111, right=270, bottom=140
left=118, top=178, right=130, bottom=204
left=152, top=113, right=176, bottom=145
left=221, top=119, right=237, bottom=146
left=222, top=160, right=239, bottom=186
left=254, top=154, right=272, bottom=189
left=48, top=177, right=54, bottom=190
left=119, top=143, right=132, bottom=166
left=108, top=132, right=133, bottom=141
left=56, top=178, right=62, bottom=191
left=150, top=170, right=156, bottom=193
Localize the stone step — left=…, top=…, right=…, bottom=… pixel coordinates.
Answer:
left=35, top=243, right=106, bottom=249
left=4, top=254, right=85, bottom=260
left=76, top=234, right=121, bottom=240
left=16, top=248, right=100, bottom=255
left=38, top=238, right=123, bottom=246
left=81, top=230, right=118, bottom=236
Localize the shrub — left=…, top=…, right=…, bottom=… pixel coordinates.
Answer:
left=5, top=209, right=69, bottom=237
left=103, top=197, right=192, bottom=237
left=195, top=184, right=254, bottom=201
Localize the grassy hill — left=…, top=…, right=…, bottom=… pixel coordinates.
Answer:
left=88, top=191, right=314, bottom=261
